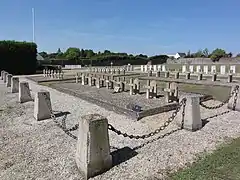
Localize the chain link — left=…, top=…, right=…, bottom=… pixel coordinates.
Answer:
left=199, top=85, right=239, bottom=109
left=42, top=93, right=79, bottom=140
left=108, top=98, right=187, bottom=139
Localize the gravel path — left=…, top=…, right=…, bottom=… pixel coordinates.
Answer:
left=0, top=77, right=240, bottom=180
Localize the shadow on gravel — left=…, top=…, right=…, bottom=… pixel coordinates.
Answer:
left=54, top=111, right=71, bottom=118
left=201, top=110, right=231, bottom=128
left=111, top=147, right=138, bottom=167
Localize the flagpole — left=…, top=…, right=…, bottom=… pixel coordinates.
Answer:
left=32, top=8, right=35, bottom=43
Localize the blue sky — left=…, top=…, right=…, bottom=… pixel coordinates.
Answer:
left=0, top=0, right=239, bottom=56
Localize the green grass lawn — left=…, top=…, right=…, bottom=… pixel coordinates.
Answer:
left=168, top=137, right=240, bottom=180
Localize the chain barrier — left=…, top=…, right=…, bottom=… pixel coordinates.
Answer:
left=42, top=93, right=79, bottom=140
left=108, top=98, right=187, bottom=139
left=199, top=85, right=239, bottom=110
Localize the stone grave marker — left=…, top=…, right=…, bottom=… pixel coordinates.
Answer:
left=220, top=65, right=226, bottom=75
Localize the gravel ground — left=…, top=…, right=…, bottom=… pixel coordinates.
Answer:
left=1, top=77, right=240, bottom=180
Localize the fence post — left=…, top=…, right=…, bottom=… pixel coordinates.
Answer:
left=19, top=82, right=32, bottom=103
left=76, top=114, right=112, bottom=179
left=11, top=77, right=19, bottom=93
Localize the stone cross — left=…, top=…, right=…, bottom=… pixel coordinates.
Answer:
left=185, top=72, right=190, bottom=80
left=156, top=71, right=160, bottom=77
left=164, top=71, right=170, bottom=78
left=144, top=80, right=157, bottom=99
left=164, top=82, right=179, bottom=103
left=174, top=72, right=179, bottom=79
left=148, top=70, right=152, bottom=77
left=228, top=74, right=233, bottom=83
left=197, top=73, right=203, bottom=81
left=212, top=73, right=217, bottom=81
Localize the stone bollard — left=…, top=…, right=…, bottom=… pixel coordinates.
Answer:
left=156, top=71, right=160, bottom=77
left=11, top=77, right=19, bottom=93
left=1, top=70, right=4, bottom=80
left=34, top=90, right=52, bottom=121
left=212, top=73, right=217, bottom=81
left=148, top=70, right=152, bottom=77
left=164, top=71, right=170, bottom=78
left=76, top=114, right=112, bottom=179
left=6, top=74, right=13, bottom=87
left=19, top=82, right=32, bottom=103
left=174, top=72, right=179, bottom=79
left=228, top=85, right=240, bottom=111
left=197, top=73, right=203, bottom=81
left=185, top=72, right=190, bottom=80
left=3, top=72, right=8, bottom=83
left=176, top=96, right=202, bottom=131
left=228, top=74, right=233, bottom=83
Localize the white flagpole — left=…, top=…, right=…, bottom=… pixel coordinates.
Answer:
left=32, top=8, right=35, bottom=43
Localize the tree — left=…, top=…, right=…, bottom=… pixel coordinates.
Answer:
left=86, top=49, right=95, bottom=58
left=64, top=47, right=80, bottom=60
left=210, top=48, right=226, bottom=62
left=202, top=48, right=209, bottom=57
left=228, top=52, right=233, bottom=58
left=193, top=49, right=204, bottom=58
left=236, top=54, right=240, bottom=57
left=57, top=48, right=62, bottom=54
left=39, top=51, right=48, bottom=58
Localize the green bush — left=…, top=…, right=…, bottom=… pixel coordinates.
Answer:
left=0, top=40, right=37, bottom=75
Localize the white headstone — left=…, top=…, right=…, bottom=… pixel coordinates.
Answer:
left=153, top=65, right=157, bottom=72
left=144, top=65, right=148, bottom=72
left=196, top=65, right=201, bottom=73
left=220, top=65, right=226, bottom=75
left=211, top=66, right=216, bottom=73
left=230, top=65, right=236, bottom=74
left=203, top=66, right=208, bottom=74
left=162, top=65, right=166, bottom=72
left=34, top=90, right=52, bottom=121
left=149, top=65, right=152, bottom=71
left=141, top=65, right=144, bottom=72
left=182, top=65, right=186, bottom=73
left=189, top=65, right=194, bottom=73
left=157, top=65, right=161, bottom=71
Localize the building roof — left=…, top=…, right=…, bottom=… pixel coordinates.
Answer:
left=37, top=53, right=45, bottom=61
left=177, top=52, right=186, bottom=57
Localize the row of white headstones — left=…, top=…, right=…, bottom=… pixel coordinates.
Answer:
left=140, top=65, right=237, bottom=74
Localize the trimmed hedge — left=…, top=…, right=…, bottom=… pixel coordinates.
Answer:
left=0, top=40, right=37, bottom=75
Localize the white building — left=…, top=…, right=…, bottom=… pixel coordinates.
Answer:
left=167, top=52, right=186, bottom=59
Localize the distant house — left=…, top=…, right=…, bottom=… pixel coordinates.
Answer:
left=167, top=52, right=186, bottom=59
left=37, top=53, right=44, bottom=61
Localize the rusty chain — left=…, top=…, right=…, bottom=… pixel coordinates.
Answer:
left=199, top=85, right=239, bottom=110
left=42, top=93, right=79, bottom=140
left=108, top=98, right=187, bottom=139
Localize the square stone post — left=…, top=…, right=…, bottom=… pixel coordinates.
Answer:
left=34, top=90, right=52, bottom=121
left=3, top=72, right=8, bottom=83
left=76, top=114, right=112, bottom=179
left=6, top=74, right=12, bottom=87
left=1, top=70, right=4, bottom=80
left=81, top=74, right=85, bottom=85
left=176, top=96, right=202, bottom=131
left=11, top=77, right=19, bottom=93
left=19, top=82, right=32, bottom=103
